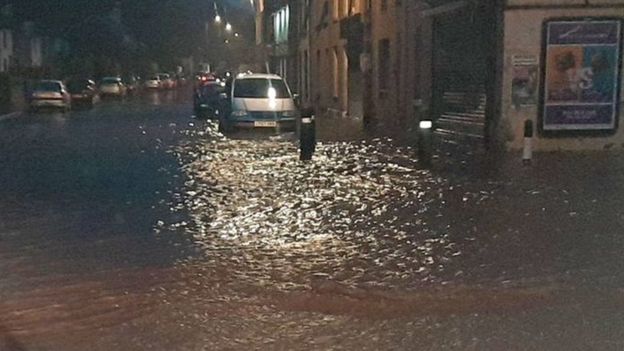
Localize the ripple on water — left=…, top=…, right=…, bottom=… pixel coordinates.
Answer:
left=164, top=123, right=466, bottom=291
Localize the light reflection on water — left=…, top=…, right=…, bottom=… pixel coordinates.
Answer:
left=166, top=123, right=461, bottom=291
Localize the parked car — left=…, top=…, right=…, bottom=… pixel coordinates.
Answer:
left=158, top=73, right=174, bottom=90
left=175, top=74, right=187, bottom=87
left=194, top=72, right=216, bottom=89
left=219, top=73, right=298, bottom=132
left=28, top=80, right=71, bottom=112
left=144, top=75, right=162, bottom=90
left=99, top=77, right=127, bottom=98
left=122, top=75, right=139, bottom=94
left=66, top=79, right=98, bottom=106
left=193, top=81, right=225, bottom=119
left=168, top=73, right=178, bottom=89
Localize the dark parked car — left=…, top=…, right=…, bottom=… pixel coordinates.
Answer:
left=194, top=81, right=226, bottom=119
left=123, top=75, right=139, bottom=94
left=67, top=79, right=98, bottom=106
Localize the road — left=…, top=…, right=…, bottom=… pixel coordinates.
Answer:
left=1, top=89, right=624, bottom=350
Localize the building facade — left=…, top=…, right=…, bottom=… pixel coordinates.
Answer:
left=13, top=21, right=43, bottom=72
left=257, top=0, right=624, bottom=152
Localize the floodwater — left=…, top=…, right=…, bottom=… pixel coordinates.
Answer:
left=1, top=91, right=624, bottom=350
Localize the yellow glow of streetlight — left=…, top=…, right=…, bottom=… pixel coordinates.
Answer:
left=215, top=15, right=222, bottom=23
left=225, top=23, right=232, bottom=32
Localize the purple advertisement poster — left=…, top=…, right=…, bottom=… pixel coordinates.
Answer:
left=543, top=20, right=622, bottom=132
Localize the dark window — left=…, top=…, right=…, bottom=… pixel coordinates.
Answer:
left=233, top=78, right=290, bottom=98
left=101, top=78, right=121, bottom=85
left=35, top=81, right=62, bottom=92
left=200, top=84, right=224, bottom=97
left=67, top=80, right=90, bottom=93
left=378, top=39, right=390, bottom=93
left=413, top=26, right=422, bottom=99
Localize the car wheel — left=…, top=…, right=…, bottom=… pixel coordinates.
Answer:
left=218, top=117, right=231, bottom=133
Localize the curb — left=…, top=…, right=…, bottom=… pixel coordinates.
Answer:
left=0, top=111, right=21, bottom=122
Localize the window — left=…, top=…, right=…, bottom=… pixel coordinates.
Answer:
left=233, top=78, right=290, bottom=98
left=199, top=84, right=224, bottom=98
left=339, top=0, right=349, bottom=18
left=378, top=39, right=390, bottom=94
left=349, top=0, right=360, bottom=15
left=273, top=6, right=289, bottom=44
left=413, top=26, right=422, bottom=100
left=35, top=81, right=62, bottom=92
left=300, top=0, right=309, bottom=35
left=316, top=49, right=321, bottom=101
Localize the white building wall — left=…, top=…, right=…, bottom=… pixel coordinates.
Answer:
left=0, top=29, right=12, bottom=73
left=30, top=37, right=42, bottom=67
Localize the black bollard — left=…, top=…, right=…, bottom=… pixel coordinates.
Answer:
left=418, top=119, right=433, bottom=167
left=299, top=108, right=316, bottom=161
left=522, top=119, right=533, bottom=165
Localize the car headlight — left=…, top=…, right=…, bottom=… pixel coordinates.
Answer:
left=231, top=110, right=248, bottom=118
left=281, top=110, right=297, bottom=118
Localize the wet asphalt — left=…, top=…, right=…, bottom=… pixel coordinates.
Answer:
left=1, top=89, right=624, bottom=350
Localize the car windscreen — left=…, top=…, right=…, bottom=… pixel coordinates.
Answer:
left=101, top=78, right=120, bottom=85
left=35, top=82, right=61, bottom=92
left=233, top=78, right=290, bottom=99
left=200, top=84, right=223, bottom=97
left=67, top=81, right=88, bottom=92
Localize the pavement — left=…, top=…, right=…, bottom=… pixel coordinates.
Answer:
left=1, top=89, right=624, bottom=350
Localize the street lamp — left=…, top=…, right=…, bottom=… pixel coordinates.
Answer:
left=215, top=15, right=222, bottom=23
left=234, top=32, right=240, bottom=37
left=225, top=23, right=232, bottom=32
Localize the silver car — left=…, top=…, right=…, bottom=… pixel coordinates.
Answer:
left=144, top=76, right=162, bottom=89
left=99, top=77, right=127, bottom=97
left=29, top=80, right=72, bottom=112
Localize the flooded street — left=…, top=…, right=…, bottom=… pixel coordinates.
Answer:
left=1, top=91, right=624, bottom=350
